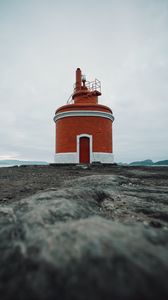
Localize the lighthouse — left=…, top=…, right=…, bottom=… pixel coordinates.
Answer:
left=53, top=68, right=114, bottom=164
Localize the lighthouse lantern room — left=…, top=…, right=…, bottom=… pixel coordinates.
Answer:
left=53, top=68, right=114, bottom=164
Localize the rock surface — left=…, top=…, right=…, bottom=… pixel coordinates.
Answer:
left=0, top=165, right=168, bottom=299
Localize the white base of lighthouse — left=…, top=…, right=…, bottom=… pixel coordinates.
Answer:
left=54, top=152, right=114, bottom=164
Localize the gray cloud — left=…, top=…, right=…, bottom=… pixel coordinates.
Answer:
left=0, top=0, right=168, bottom=162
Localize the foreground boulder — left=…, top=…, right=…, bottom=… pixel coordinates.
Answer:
left=0, top=173, right=168, bottom=299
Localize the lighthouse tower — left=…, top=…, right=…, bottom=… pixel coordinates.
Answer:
left=53, top=68, right=114, bottom=164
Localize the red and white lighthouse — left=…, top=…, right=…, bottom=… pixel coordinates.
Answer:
left=54, top=68, right=114, bottom=164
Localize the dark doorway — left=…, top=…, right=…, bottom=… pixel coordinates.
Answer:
left=79, top=137, right=90, bottom=164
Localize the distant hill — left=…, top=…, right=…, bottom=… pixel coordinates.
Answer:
left=119, top=159, right=168, bottom=166
left=129, top=159, right=154, bottom=166
left=0, top=160, right=48, bottom=166
left=154, top=160, right=168, bottom=166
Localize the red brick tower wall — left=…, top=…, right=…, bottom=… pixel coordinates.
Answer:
left=56, top=116, right=112, bottom=153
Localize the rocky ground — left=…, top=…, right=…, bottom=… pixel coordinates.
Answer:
left=0, top=164, right=168, bottom=300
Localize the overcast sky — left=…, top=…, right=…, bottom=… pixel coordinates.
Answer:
left=0, top=0, right=168, bottom=163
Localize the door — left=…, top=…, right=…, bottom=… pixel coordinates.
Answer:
left=79, top=137, right=90, bottom=163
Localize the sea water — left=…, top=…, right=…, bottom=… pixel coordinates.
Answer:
left=0, top=164, right=18, bottom=168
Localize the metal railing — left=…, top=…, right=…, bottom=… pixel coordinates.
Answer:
left=67, top=93, right=74, bottom=104
left=73, top=78, right=101, bottom=93
left=85, top=79, right=101, bottom=93
left=67, top=78, right=101, bottom=104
